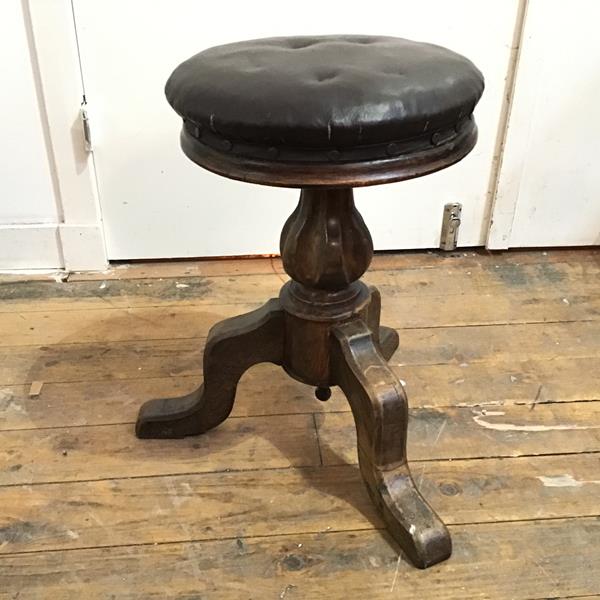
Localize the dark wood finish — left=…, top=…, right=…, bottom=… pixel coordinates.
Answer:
left=180, top=122, right=477, bottom=188
left=280, top=188, right=372, bottom=291
left=331, top=319, right=451, bottom=568
left=136, top=299, right=284, bottom=438
left=135, top=186, right=446, bottom=568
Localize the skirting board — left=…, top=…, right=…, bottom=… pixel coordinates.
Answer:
left=0, top=223, right=107, bottom=271
left=59, top=224, right=108, bottom=272
left=0, top=223, right=62, bottom=270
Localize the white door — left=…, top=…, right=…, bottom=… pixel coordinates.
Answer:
left=72, top=0, right=521, bottom=259
left=488, top=0, right=600, bottom=248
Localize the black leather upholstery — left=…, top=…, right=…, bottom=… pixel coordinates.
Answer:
left=166, top=35, right=483, bottom=163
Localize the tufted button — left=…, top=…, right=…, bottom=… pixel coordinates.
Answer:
left=267, top=146, right=279, bottom=159
left=327, top=149, right=341, bottom=161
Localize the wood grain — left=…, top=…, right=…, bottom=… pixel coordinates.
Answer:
left=0, top=361, right=593, bottom=438
left=0, top=453, right=597, bottom=555
left=2, top=402, right=599, bottom=486
left=1, top=256, right=599, bottom=314
left=3, top=320, right=600, bottom=388
left=0, top=415, right=320, bottom=486
left=65, top=247, right=600, bottom=282
left=1, top=355, right=600, bottom=432
left=316, top=402, right=600, bottom=465
left=0, top=249, right=599, bottom=598
left=0, top=518, right=598, bottom=599
left=2, top=288, right=600, bottom=347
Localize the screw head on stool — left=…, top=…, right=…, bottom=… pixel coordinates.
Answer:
left=315, top=386, right=332, bottom=401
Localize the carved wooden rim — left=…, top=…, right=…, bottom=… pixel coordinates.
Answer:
left=179, top=122, right=478, bottom=188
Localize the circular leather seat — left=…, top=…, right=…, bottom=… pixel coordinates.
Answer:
left=165, top=35, right=484, bottom=187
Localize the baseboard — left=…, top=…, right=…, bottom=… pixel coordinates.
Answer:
left=0, top=223, right=62, bottom=270
left=0, top=223, right=108, bottom=272
left=58, top=224, right=108, bottom=271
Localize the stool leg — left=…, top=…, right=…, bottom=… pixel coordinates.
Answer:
left=365, top=285, right=399, bottom=361
left=136, top=298, right=284, bottom=438
left=379, top=326, right=399, bottom=360
left=331, top=319, right=451, bottom=568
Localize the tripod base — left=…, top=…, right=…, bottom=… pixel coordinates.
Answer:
left=136, top=187, right=451, bottom=568
left=136, top=288, right=450, bottom=568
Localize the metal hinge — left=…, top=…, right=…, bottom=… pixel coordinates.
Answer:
left=80, top=100, right=92, bottom=152
left=440, top=202, right=462, bottom=251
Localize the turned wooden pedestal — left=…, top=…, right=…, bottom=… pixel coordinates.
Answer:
left=136, top=187, right=452, bottom=568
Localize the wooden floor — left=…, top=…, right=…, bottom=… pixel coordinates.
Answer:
left=0, top=248, right=599, bottom=599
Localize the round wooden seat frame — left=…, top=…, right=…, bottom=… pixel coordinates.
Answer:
left=136, top=117, right=478, bottom=569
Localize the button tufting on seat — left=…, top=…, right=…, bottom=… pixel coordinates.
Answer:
left=167, top=35, right=484, bottom=174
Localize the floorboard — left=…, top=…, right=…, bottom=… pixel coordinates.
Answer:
left=1, top=519, right=598, bottom=599
left=0, top=249, right=599, bottom=599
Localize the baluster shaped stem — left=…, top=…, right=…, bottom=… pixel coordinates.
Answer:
left=280, top=188, right=373, bottom=292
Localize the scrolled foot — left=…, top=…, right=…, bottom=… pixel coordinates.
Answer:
left=135, top=299, right=284, bottom=439
left=331, top=318, right=451, bottom=568
left=359, top=448, right=451, bottom=568
left=136, top=386, right=210, bottom=439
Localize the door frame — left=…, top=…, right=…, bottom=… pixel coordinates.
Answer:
left=486, top=0, right=534, bottom=249
left=25, top=0, right=107, bottom=270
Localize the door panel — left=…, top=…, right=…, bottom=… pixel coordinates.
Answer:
left=72, top=0, right=520, bottom=258
left=489, top=0, right=600, bottom=248
left=1, top=1, right=57, bottom=225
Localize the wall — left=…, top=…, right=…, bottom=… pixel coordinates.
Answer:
left=70, top=0, right=520, bottom=260
left=0, top=0, right=108, bottom=272
left=0, top=0, right=62, bottom=269
left=2, top=0, right=597, bottom=270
